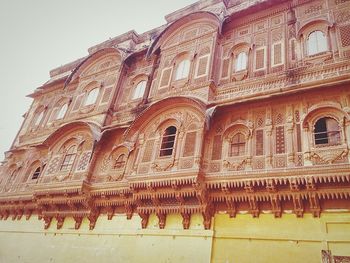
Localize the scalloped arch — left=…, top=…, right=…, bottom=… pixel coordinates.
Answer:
left=147, top=11, right=223, bottom=57
left=64, top=48, right=122, bottom=87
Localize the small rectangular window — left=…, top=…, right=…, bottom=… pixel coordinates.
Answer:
left=195, top=55, right=210, bottom=78
left=275, top=126, right=285, bottom=154
left=159, top=67, right=172, bottom=88
left=255, top=47, right=266, bottom=70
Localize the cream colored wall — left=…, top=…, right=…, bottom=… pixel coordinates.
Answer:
left=211, top=213, right=350, bottom=263
left=0, top=212, right=349, bottom=263
left=0, top=213, right=213, bottom=263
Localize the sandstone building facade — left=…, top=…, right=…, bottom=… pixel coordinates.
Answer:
left=1, top=0, right=350, bottom=262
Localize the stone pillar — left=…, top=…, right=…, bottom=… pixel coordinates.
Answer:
left=173, top=129, right=185, bottom=170
left=302, top=126, right=313, bottom=166
left=286, top=107, right=295, bottom=167
left=265, top=122, right=273, bottom=169
left=194, top=126, right=205, bottom=169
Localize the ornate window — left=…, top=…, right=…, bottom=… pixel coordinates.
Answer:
left=60, top=145, right=77, bottom=171
left=132, top=80, right=146, bottom=100
left=229, top=133, right=246, bottom=156
left=8, top=169, right=18, bottom=184
left=84, top=88, right=99, bottom=106
left=31, top=167, right=41, bottom=180
left=314, top=117, right=341, bottom=146
left=235, top=52, right=248, bottom=71
left=34, top=111, right=44, bottom=126
left=160, top=126, right=177, bottom=157
left=175, top=60, right=190, bottom=80
left=56, top=104, right=68, bottom=120
left=113, top=154, right=126, bottom=169
left=307, top=31, right=327, bottom=56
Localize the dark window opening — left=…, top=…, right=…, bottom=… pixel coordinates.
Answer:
left=31, top=167, right=41, bottom=180
left=230, top=133, right=246, bottom=157
left=160, top=126, right=177, bottom=157
left=113, top=154, right=126, bottom=169
left=314, top=117, right=341, bottom=146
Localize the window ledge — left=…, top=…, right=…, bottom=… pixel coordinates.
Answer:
left=304, top=51, right=332, bottom=64
left=79, top=104, right=96, bottom=114
left=232, top=70, right=248, bottom=81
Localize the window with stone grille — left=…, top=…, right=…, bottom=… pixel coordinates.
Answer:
left=132, top=80, right=146, bottom=100
left=255, top=48, right=266, bottom=70
left=195, top=55, right=209, bottom=77
left=275, top=126, right=285, bottom=154
left=113, top=154, right=126, bottom=169
left=340, top=25, right=350, bottom=47
left=272, top=42, right=283, bottom=66
left=142, top=139, right=155, bottom=162
left=314, top=117, right=341, bottom=146
left=84, top=88, right=99, bottom=106
left=159, top=67, right=172, bottom=88
left=175, top=60, right=190, bottom=80
left=307, top=30, right=327, bottom=56
left=235, top=52, right=248, bottom=71
left=255, top=130, right=264, bottom=156
left=221, top=58, right=230, bottom=78
left=160, top=126, right=177, bottom=157
left=183, top=131, right=196, bottom=157
left=230, top=133, right=246, bottom=156
left=212, top=135, right=222, bottom=160
left=60, top=145, right=77, bottom=171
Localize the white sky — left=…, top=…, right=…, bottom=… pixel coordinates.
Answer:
left=0, top=0, right=197, bottom=160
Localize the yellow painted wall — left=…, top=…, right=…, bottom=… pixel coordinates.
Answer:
left=0, top=212, right=349, bottom=263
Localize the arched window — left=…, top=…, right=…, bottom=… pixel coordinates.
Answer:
left=307, top=31, right=327, bottom=56
left=160, top=126, right=177, bottom=157
left=230, top=133, right=246, bottom=156
left=132, top=81, right=146, bottom=100
left=56, top=104, right=68, bottom=120
left=235, top=52, right=248, bottom=71
left=8, top=169, right=18, bottom=184
left=113, top=154, right=126, bottom=169
left=34, top=111, right=44, bottom=126
left=175, top=60, right=190, bottom=80
left=60, top=145, right=77, bottom=171
left=31, top=167, right=41, bottom=180
left=314, top=117, right=341, bottom=146
left=84, top=88, right=99, bottom=106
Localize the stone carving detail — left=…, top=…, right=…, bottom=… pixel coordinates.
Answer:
left=310, top=147, right=349, bottom=164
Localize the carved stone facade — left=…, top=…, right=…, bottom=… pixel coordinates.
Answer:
left=0, top=0, right=350, bottom=258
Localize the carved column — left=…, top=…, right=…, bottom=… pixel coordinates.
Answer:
left=302, top=125, right=313, bottom=166
left=286, top=108, right=295, bottom=167
left=265, top=122, right=273, bottom=169
left=246, top=131, right=253, bottom=170
left=194, top=126, right=205, bottom=169
left=174, top=129, right=185, bottom=170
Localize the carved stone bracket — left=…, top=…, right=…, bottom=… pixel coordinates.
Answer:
left=73, top=216, right=83, bottom=230
left=292, top=194, right=304, bottom=217
left=181, top=212, right=191, bottom=229
left=270, top=195, right=281, bottom=218
left=139, top=212, right=149, bottom=229
left=156, top=212, right=167, bottom=229
left=56, top=216, right=65, bottom=229
left=88, top=210, right=99, bottom=230
left=248, top=196, right=259, bottom=217
left=225, top=197, right=236, bottom=218
left=43, top=216, right=52, bottom=229
left=309, top=193, right=320, bottom=218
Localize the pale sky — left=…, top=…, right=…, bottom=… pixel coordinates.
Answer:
left=0, top=0, right=197, bottom=160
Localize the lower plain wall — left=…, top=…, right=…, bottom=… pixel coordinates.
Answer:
left=0, top=212, right=349, bottom=263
